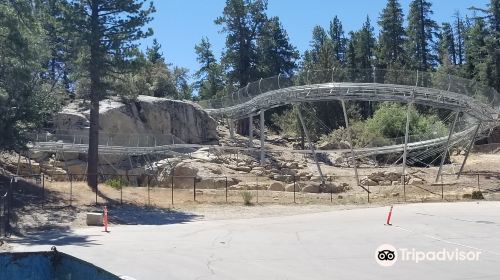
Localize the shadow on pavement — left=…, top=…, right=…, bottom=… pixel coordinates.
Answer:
left=108, top=204, right=202, bottom=225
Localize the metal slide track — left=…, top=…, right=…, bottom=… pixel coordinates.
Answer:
left=28, top=69, right=500, bottom=157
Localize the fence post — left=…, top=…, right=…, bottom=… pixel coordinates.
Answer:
left=403, top=175, right=406, bottom=202
left=8, top=177, right=13, bottom=232
left=441, top=174, right=444, bottom=200
left=330, top=176, right=333, bottom=203
left=95, top=175, right=98, bottom=206
left=293, top=175, right=296, bottom=204
left=367, top=185, right=370, bottom=203
left=69, top=174, right=73, bottom=207
left=42, top=173, right=45, bottom=208
left=120, top=184, right=123, bottom=205
left=256, top=176, right=258, bottom=204
left=477, top=174, right=480, bottom=189
left=147, top=175, right=150, bottom=207
left=193, top=176, right=196, bottom=202
left=171, top=175, right=174, bottom=205
left=225, top=177, right=228, bottom=203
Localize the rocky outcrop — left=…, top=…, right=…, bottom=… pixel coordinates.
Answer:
left=54, top=95, right=218, bottom=145
left=360, top=171, right=426, bottom=186
left=172, top=159, right=239, bottom=189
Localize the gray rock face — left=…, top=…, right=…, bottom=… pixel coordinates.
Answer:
left=54, top=96, right=218, bottom=145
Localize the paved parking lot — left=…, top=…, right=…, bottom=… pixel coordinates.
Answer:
left=12, top=201, right=500, bottom=279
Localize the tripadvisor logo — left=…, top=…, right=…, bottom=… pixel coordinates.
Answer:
left=375, top=244, right=481, bottom=267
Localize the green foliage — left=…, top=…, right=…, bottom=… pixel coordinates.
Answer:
left=406, top=0, right=439, bottom=70
left=464, top=17, right=493, bottom=88
left=471, top=190, right=484, bottom=200
left=347, top=16, right=376, bottom=70
left=366, top=103, right=447, bottom=138
left=106, top=177, right=124, bottom=190
left=0, top=1, right=60, bottom=150
left=329, top=16, right=348, bottom=63
left=215, top=0, right=268, bottom=87
left=241, top=191, right=254, bottom=206
left=271, top=105, right=328, bottom=142
left=321, top=103, right=448, bottom=149
left=257, top=16, right=299, bottom=77
left=377, top=0, right=407, bottom=68
left=194, top=37, right=225, bottom=100
left=438, top=22, right=457, bottom=65
left=65, top=0, right=155, bottom=189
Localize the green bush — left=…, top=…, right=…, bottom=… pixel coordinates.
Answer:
left=241, top=191, right=254, bottom=206
left=471, top=190, right=484, bottom=200
left=106, top=177, right=123, bottom=190
left=321, top=103, right=448, bottom=148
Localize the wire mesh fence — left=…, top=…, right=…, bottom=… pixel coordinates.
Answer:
left=5, top=171, right=494, bottom=210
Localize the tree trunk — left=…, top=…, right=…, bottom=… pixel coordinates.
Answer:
left=87, top=1, right=100, bottom=190
left=87, top=95, right=99, bottom=190
left=236, top=118, right=249, bottom=135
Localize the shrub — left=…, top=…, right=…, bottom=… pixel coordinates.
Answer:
left=241, top=191, right=254, bottom=206
left=321, top=103, right=448, bottom=148
left=471, top=191, right=484, bottom=200
left=106, top=177, right=123, bottom=190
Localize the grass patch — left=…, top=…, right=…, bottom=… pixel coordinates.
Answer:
left=241, top=191, right=254, bottom=206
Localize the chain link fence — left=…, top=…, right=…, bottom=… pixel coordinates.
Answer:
left=8, top=171, right=493, bottom=209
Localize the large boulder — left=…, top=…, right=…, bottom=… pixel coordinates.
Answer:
left=360, top=178, right=378, bottom=186
left=302, top=183, right=321, bottom=193
left=54, top=96, right=218, bottom=145
left=317, top=141, right=351, bottom=150
left=268, top=181, right=285, bottom=191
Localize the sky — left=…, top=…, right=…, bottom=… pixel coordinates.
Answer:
left=140, top=0, right=490, bottom=75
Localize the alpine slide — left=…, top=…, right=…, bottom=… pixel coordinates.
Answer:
left=26, top=68, right=500, bottom=185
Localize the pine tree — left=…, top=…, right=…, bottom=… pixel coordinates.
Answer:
left=0, top=1, right=59, bottom=150
left=438, top=22, right=457, bottom=65
left=489, top=0, right=500, bottom=91
left=147, top=39, right=164, bottom=64
left=377, top=0, right=406, bottom=68
left=194, top=37, right=225, bottom=100
left=66, top=0, right=154, bottom=189
left=406, top=0, right=439, bottom=70
left=464, top=17, right=489, bottom=84
left=256, top=16, right=299, bottom=77
left=454, top=11, right=466, bottom=65
left=348, top=16, right=376, bottom=70
left=215, top=0, right=268, bottom=135
left=215, top=0, right=267, bottom=87
left=329, top=16, right=347, bottom=64
left=300, top=25, right=337, bottom=84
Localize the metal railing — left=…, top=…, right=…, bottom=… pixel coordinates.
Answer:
left=199, top=68, right=500, bottom=112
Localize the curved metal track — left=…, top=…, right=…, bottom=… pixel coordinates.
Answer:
left=205, top=82, right=498, bottom=122
left=28, top=75, right=499, bottom=157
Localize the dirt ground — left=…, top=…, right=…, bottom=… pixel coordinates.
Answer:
left=1, top=146, right=499, bottom=252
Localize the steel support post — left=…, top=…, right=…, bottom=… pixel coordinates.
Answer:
left=248, top=115, right=253, bottom=148
left=296, top=105, right=325, bottom=185
left=341, top=100, right=359, bottom=186
left=260, top=110, right=265, bottom=165
left=402, top=101, right=413, bottom=181
left=457, top=121, right=481, bottom=179
left=435, top=112, right=459, bottom=183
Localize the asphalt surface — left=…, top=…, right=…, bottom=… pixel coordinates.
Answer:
left=11, top=201, right=500, bottom=279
